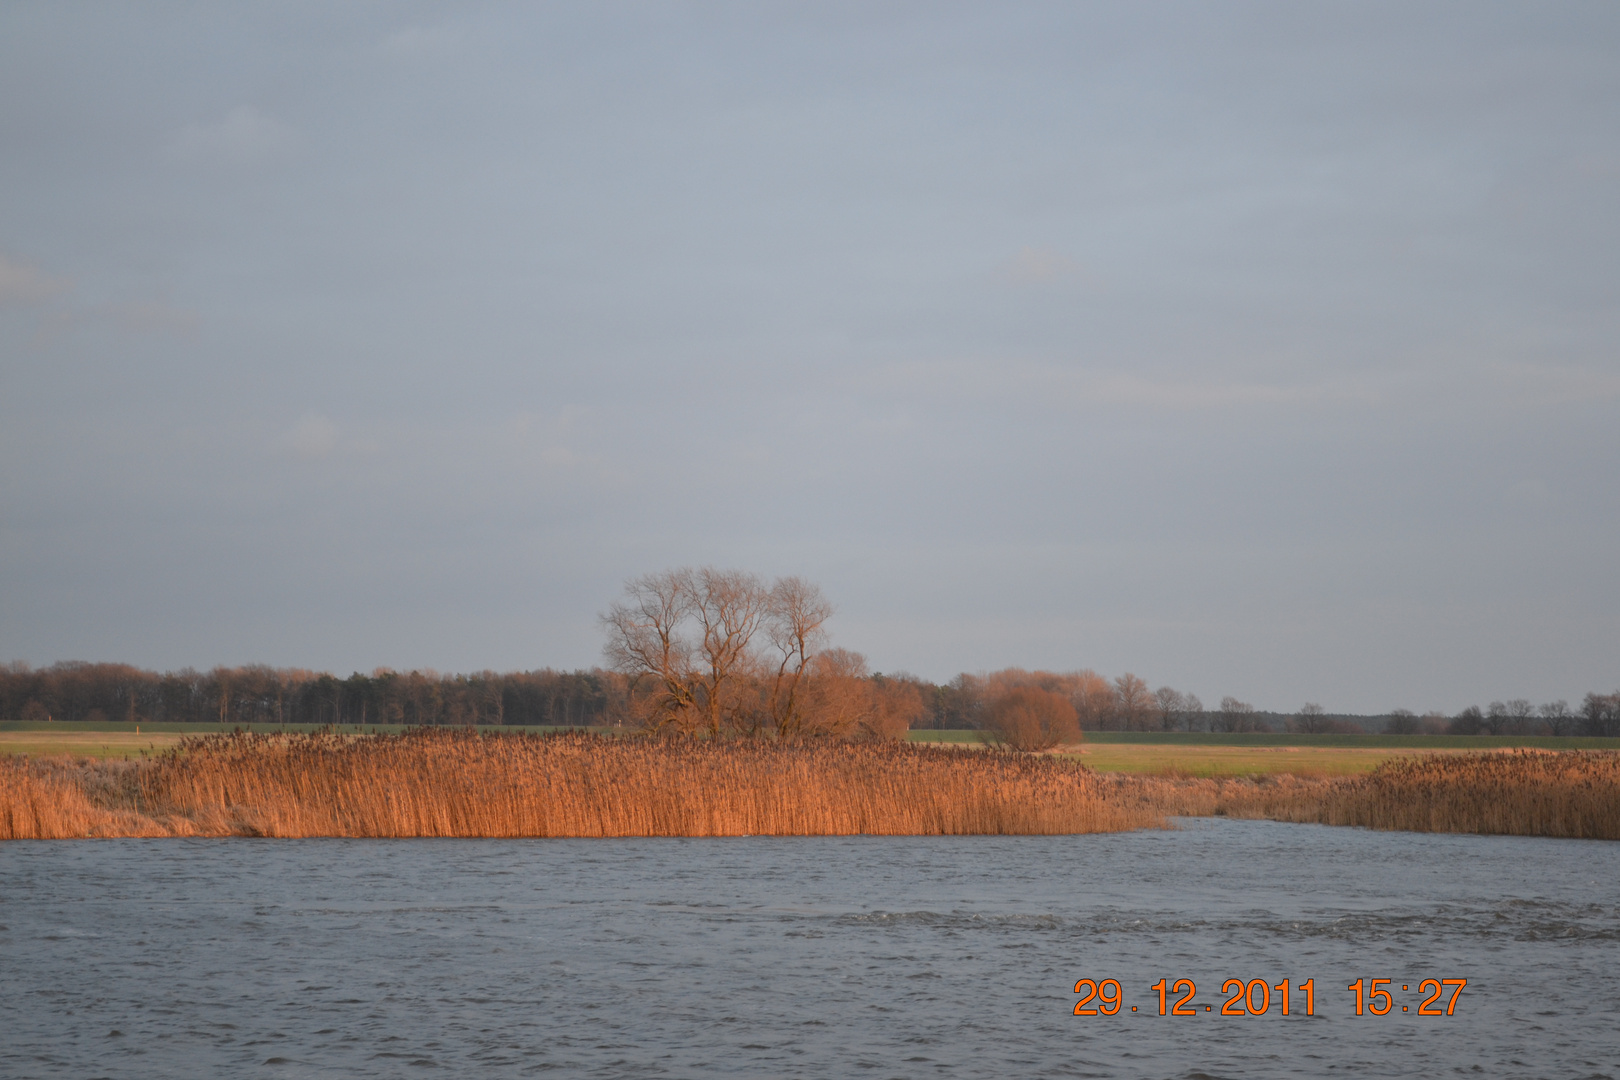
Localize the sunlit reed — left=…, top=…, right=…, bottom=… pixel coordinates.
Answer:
left=1, top=730, right=1158, bottom=839
left=1110, top=749, right=1620, bottom=840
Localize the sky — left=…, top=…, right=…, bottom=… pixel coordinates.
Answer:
left=2, top=3, right=1617, bottom=714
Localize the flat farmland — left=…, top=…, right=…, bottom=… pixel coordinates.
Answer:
left=1064, top=742, right=1451, bottom=777
left=0, top=731, right=186, bottom=760
left=904, top=730, right=1619, bottom=776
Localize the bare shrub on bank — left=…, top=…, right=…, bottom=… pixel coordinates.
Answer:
left=0, top=730, right=1157, bottom=839
left=981, top=686, right=1080, bottom=751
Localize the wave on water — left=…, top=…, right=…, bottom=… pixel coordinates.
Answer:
left=802, top=901, right=1620, bottom=942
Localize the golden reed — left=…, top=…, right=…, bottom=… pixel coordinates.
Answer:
left=0, top=730, right=1157, bottom=839
left=1271, top=749, right=1620, bottom=840
left=1107, top=749, right=1620, bottom=841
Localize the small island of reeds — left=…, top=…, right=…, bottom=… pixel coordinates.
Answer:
left=0, top=730, right=1157, bottom=839
left=5, top=731, right=1618, bottom=842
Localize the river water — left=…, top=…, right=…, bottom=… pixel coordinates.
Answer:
left=2, top=818, right=1617, bottom=1079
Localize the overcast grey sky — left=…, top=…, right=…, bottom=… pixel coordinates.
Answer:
left=2, top=3, right=1616, bottom=713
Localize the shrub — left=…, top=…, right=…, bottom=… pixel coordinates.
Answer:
left=983, top=687, right=1080, bottom=752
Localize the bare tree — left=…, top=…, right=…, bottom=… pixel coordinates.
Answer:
left=792, top=647, right=870, bottom=738
left=686, top=568, right=770, bottom=736
left=1538, top=700, right=1574, bottom=736
left=863, top=673, right=926, bottom=741
left=1215, top=695, right=1259, bottom=733
left=1113, top=673, right=1153, bottom=731
left=763, top=576, right=834, bottom=739
left=1385, top=708, right=1419, bottom=735
left=601, top=569, right=702, bottom=732
left=788, top=648, right=919, bottom=741
left=1449, top=705, right=1485, bottom=735
left=600, top=567, right=900, bottom=741
left=601, top=567, right=772, bottom=736
left=1180, top=692, right=1204, bottom=731
left=1070, top=670, right=1116, bottom=730
left=1290, top=702, right=1328, bottom=734
left=982, top=686, right=1079, bottom=751
left=1153, top=686, right=1184, bottom=732
left=1581, top=692, right=1620, bottom=737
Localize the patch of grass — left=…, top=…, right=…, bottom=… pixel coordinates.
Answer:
left=910, top=728, right=1620, bottom=750
left=0, top=731, right=186, bottom=760
left=1065, top=743, right=1463, bottom=778
left=906, top=729, right=985, bottom=744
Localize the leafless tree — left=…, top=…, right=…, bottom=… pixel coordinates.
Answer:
left=601, top=567, right=773, bottom=736
left=1500, top=698, right=1536, bottom=735
left=863, top=675, right=926, bottom=741
left=1538, top=700, right=1574, bottom=736
left=1581, top=692, right=1620, bottom=737
left=982, top=686, right=1079, bottom=751
left=1153, top=686, right=1184, bottom=732
left=1449, top=705, right=1485, bottom=735
left=1290, top=702, right=1328, bottom=734
left=763, top=576, right=834, bottom=739
left=688, top=568, right=772, bottom=736
left=1215, top=695, right=1260, bottom=733
left=601, top=568, right=703, bottom=732
left=1070, top=670, right=1116, bottom=730
left=600, top=567, right=900, bottom=740
left=1179, top=692, right=1205, bottom=731
left=1385, top=708, right=1419, bottom=735
left=1113, top=673, right=1153, bottom=731
left=788, top=647, right=921, bottom=740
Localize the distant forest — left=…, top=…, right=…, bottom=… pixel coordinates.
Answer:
left=2, top=661, right=1617, bottom=736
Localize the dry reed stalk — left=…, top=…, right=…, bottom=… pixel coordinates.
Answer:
left=1109, top=750, right=1620, bottom=841
left=1095, top=771, right=1342, bottom=821
left=0, top=757, right=177, bottom=839
left=3, top=731, right=1162, bottom=839
left=1265, top=749, right=1620, bottom=839
left=12, top=739, right=1612, bottom=842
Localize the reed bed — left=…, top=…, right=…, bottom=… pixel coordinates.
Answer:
left=1259, top=749, right=1620, bottom=840
left=1109, top=750, right=1620, bottom=841
left=0, top=757, right=174, bottom=839
left=8, top=737, right=1614, bottom=841
left=0, top=729, right=1159, bottom=839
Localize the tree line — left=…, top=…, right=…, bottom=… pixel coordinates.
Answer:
left=0, top=662, right=620, bottom=728
left=3, top=659, right=1614, bottom=738
left=6, top=563, right=1615, bottom=741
